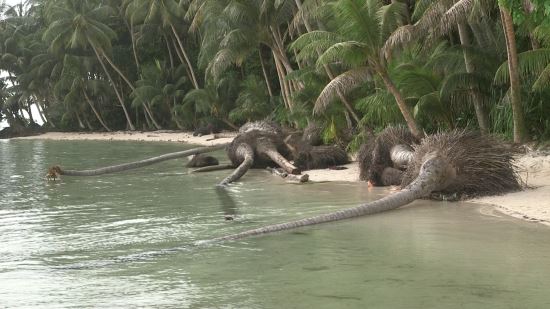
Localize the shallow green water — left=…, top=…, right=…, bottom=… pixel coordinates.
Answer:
left=1, top=139, right=550, bottom=308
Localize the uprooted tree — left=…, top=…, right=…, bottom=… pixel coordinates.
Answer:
left=45, top=123, right=522, bottom=246
left=45, top=121, right=347, bottom=183
left=197, top=130, right=521, bottom=245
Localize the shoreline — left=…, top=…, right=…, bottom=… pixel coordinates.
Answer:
left=12, top=130, right=550, bottom=226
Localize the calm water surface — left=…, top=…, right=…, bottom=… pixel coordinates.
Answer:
left=1, top=139, right=550, bottom=308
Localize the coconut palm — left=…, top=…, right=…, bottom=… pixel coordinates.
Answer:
left=292, top=0, right=423, bottom=138
left=124, top=0, right=200, bottom=89
left=42, top=0, right=136, bottom=130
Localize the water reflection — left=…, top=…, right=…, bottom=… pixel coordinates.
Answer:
left=215, top=186, right=238, bottom=220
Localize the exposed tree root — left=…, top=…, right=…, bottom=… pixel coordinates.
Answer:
left=219, top=143, right=255, bottom=186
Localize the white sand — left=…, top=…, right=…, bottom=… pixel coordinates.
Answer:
left=12, top=131, right=550, bottom=225
left=471, top=152, right=550, bottom=226
left=14, top=130, right=235, bottom=146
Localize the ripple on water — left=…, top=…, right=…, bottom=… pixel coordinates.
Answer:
left=2, top=140, right=550, bottom=309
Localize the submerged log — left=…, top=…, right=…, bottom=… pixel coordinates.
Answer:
left=196, top=131, right=521, bottom=245
left=48, top=144, right=227, bottom=178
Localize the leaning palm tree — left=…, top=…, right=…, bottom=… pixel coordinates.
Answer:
left=498, top=4, right=527, bottom=143
left=42, top=0, right=136, bottom=130
left=384, top=0, right=494, bottom=134
left=291, top=0, right=423, bottom=138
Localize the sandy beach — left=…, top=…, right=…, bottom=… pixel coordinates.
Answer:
left=13, top=130, right=550, bottom=226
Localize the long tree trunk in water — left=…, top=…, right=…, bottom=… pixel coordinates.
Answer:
left=52, top=144, right=227, bottom=177
left=219, top=144, right=254, bottom=186
left=199, top=152, right=450, bottom=245
left=500, top=7, right=528, bottom=143
left=457, top=22, right=490, bottom=135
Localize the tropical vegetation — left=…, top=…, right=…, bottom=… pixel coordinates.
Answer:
left=1, top=0, right=549, bottom=144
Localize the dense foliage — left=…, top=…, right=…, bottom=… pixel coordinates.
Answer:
left=1, top=0, right=549, bottom=144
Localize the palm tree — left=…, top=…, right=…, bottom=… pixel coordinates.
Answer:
left=292, top=0, right=423, bottom=138
left=124, top=0, right=200, bottom=89
left=43, top=0, right=136, bottom=130
left=499, top=5, right=527, bottom=143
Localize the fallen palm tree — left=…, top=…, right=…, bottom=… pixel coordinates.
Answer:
left=219, top=121, right=300, bottom=186
left=293, top=144, right=349, bottom=171
left=359, top=126, right=418, bottom=186
left=46, top=144, right=227, bottom=179
left=197, top=130, right=521, bottom=245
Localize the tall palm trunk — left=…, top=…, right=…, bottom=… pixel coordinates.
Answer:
left=143, top=103, right=162, bottom=130
left=54, top=144, right=227, bottom=177
left=457, top=22, right=490, bottom=135
left=83, top=90, right=111, bottom=132
left=258, top=49, right=274, bottom=97
left=90, top=43, right=136, bottom=131
left=377, top=67, right=423, bottom=139
left=170, top=24, right=199, bottom=89
left=200, top=152, right=449, bottom=245
left=75, top=112, right=86, bottom=129
left=499, top=7, right=528, bottom=143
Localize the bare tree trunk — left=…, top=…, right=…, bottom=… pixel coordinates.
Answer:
left=457, top=22, right=490, bottom=135
left=83, top=90, right=111, bottom=132
left=273, top=50, right=292, bottom=111
left=143, top=103, right=162, bottom=130
left=75, top=112, right=86, bottom=129
left=170, top=24, right=200, bottom=89
left=84, top=116, right=94, bottom=131
left=377, top=67, right=423, bottom=139
left=259, top=49, right=274, bottom=97
left=90, top=43, right=136, bottom=131
left=53, top=144, right=228, bottom=177
left=171, top=38, right=194, bottom=86
left=35, top=102, right=47, bottom=125
left=500, top=7, right=528, bottom=143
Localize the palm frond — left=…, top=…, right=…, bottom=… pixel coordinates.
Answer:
left=494, top=49, right=550, bottom=85
left=314, top=66, right=371, bottom=114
